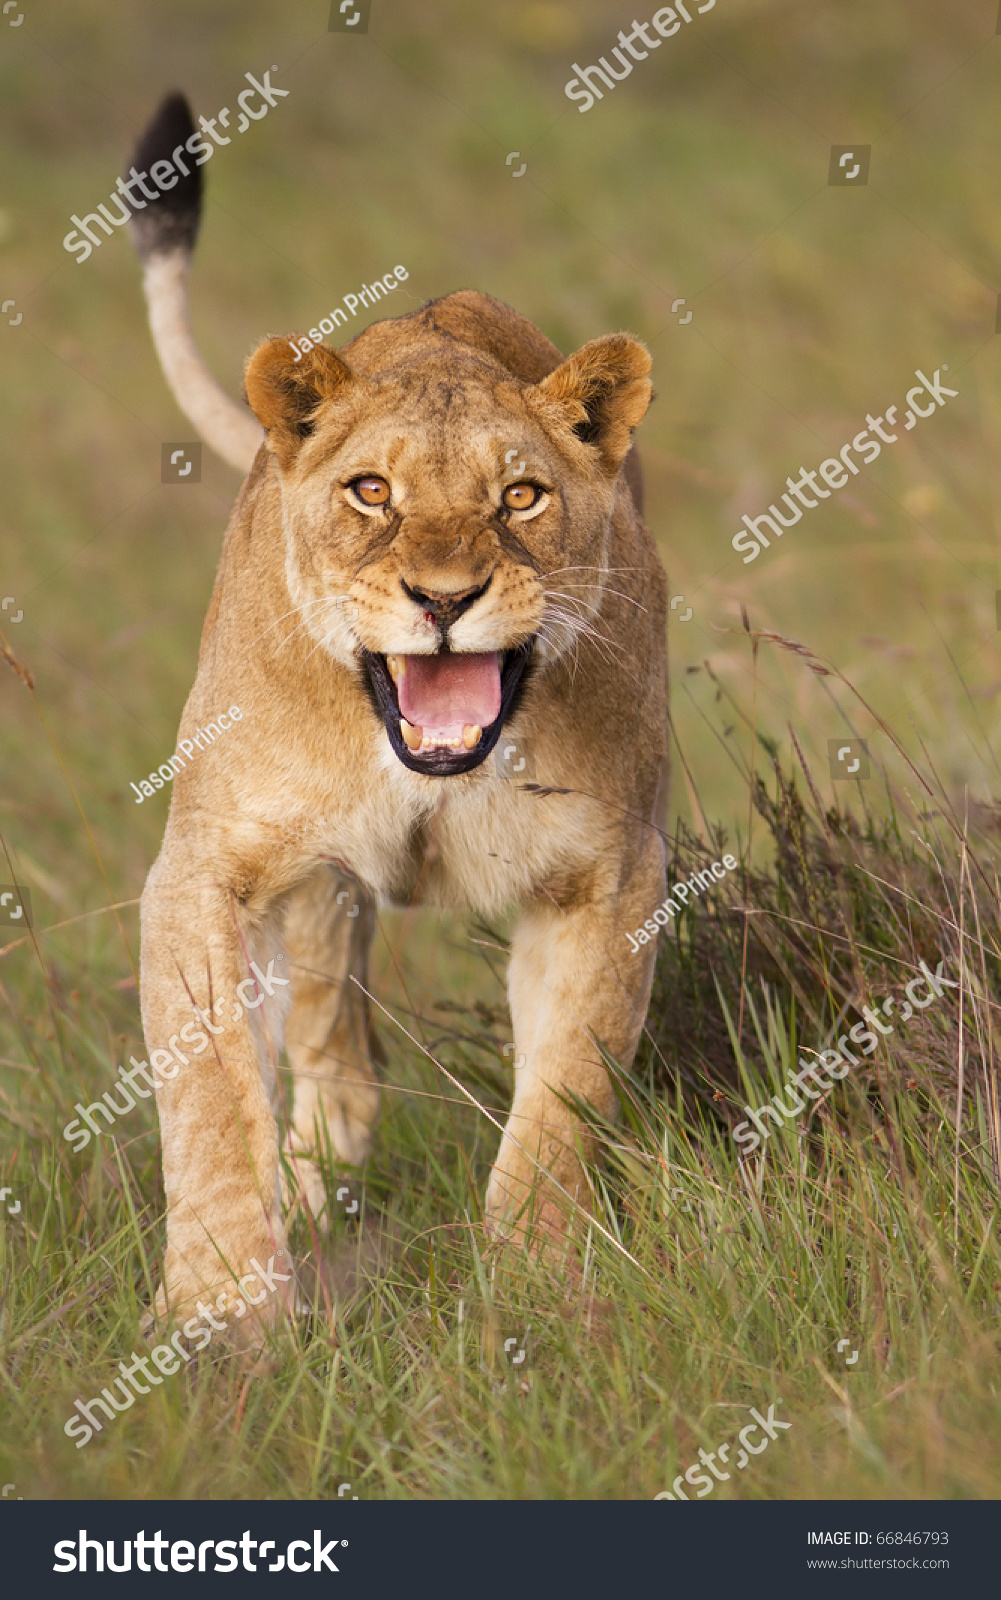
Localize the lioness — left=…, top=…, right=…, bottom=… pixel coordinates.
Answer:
left=128, top=94, right=668, bottom=1342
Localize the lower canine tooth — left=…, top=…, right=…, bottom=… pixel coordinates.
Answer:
left=462, top=724, right=482, bottom=750
left=400, top=718, right=422, bottom=751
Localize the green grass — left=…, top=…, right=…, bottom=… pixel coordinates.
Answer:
left=2, top=0, right=1001, bottom=1501
left=2, top=650, right=1000, bottom=1499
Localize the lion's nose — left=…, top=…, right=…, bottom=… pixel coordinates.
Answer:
left=400, top=576, right=492, bottom=630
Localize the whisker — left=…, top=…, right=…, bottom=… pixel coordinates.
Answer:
left=275, top=593, right=362, bottom=662
left=547, top=583, right=648, bottom=612
left=299, top=623, right=340, bottom=671
left=543, top=600, right=626, bottom=653
left=540, top=565, right=644, bottom=580
left=249, top=596, right=345, bottom=650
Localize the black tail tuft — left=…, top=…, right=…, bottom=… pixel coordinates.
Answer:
left=125, top=92, right=203, bottom=260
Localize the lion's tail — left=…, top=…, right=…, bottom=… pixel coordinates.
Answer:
left=127, top=93, right=263, bottom=473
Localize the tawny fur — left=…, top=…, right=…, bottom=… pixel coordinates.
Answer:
left=139, top=287, right=669, bottom=1343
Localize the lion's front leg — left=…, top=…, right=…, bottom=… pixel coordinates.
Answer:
left=485, top=862, right=662, bottom=1252
left=140, top=848, right=295, bottom=1346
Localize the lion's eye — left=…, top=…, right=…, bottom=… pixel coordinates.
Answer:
left=350, top=476, right=390, bottom=507
left=502, top=482, right=541, bottom=511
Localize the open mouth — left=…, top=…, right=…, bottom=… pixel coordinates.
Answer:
left=363, top=643, right=534, bottom=776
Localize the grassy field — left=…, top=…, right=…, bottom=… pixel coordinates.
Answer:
left=2, top=0, right=1001, bottom=1499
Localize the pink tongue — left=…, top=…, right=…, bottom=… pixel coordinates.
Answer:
left=398, top=652, right=501, bottom=731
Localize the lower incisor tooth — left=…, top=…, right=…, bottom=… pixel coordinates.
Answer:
left=400, top=718, right=422, bottom=751
left=462, top=724, right=482, bottom=750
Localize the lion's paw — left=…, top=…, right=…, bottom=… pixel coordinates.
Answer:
left=145, top=1247, right=299, bottom=1355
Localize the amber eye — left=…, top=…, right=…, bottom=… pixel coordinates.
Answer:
left=350, top=476, right=390, bottom=506
left=502, top=482, right=541, bottom=511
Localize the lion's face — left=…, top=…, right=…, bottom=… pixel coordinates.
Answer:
left=245, top=324, right=651, bottom=777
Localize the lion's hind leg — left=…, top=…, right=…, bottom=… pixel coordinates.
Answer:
left=281, top=865, right=381, bottom=1230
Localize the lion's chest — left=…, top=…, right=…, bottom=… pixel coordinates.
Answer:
left=314, top=776, right=583, bottom=918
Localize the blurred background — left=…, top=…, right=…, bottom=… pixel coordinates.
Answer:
left=3, top=1, right=1001, bottom=898
left=3, top=0, right=1001, bottom=923
left=3, top=0, right=1001, bottom=1502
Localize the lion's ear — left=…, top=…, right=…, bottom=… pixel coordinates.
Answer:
left=244, top=337, right=354, bottom=466
left=528, top=334, right=652, bottom=473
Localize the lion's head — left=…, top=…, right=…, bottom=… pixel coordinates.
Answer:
left=244, top=292, right=651, bottom=777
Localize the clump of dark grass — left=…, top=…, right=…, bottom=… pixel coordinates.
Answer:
left=641, top=632, right=1001, bottom=1215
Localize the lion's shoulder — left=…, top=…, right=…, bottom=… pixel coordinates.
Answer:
left=342, top=290, right=565, bottom=385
